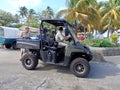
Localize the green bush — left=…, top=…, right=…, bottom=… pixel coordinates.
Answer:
left=81, top=38, right=92, bottom=46
left=99, top=39, right=113, bottom=47
left=92, top=38, right=101, bottom=47
left=80, top=38, right=113, bottom=47
left=110, top=33, right=119, bottom=46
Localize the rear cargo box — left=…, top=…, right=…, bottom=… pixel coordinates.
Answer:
left=17, top=39, right=40, bottom=49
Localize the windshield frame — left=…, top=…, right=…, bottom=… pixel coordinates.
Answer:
left=40, top=20, right=79, bottom=44
left=67, top=24, right=79, bottom=43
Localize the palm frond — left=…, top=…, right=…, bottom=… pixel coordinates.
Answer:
left=55, top=9, right=69, bottom=19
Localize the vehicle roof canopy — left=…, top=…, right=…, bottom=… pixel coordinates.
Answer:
left=41, top=19, right=69, bottom=26
left=0, top=26, right=21, bottom=38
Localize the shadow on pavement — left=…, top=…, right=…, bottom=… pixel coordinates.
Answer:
left=35, top=63, right=72, bottom=75
left=88, top=61, right=120, bottom=79
left=35, top=61, right=120, bottom=79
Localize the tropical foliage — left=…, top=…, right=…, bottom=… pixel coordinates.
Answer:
left=110, top=32, right=119, bottom=46
left=56, top=0, right=102, bottom=32
left=17, top=6, right=54, bottom=27
left=81, top=38, right=113, bottom=47
left=56, top=0, right=120, bottom=33
left=17, top=6, right=39, bottom=27
left=39, top=6, right=54, bottom=19
left=18, top=6, right=28, bottom=18
left=0, top=10, right=19, bottom=26
left=0, top=0, right=120, bottom=32
left=100, top=0, right=120, bottom=37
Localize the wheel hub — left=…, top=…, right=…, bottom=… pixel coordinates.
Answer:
left=25, top=59, right=32, bottom=65
left=75, top=64, right=84, bottom=73
left=26, top=59, right=31, bottom=65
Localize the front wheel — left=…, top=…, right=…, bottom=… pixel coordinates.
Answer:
left=70, top=58, right=90, bottom=78
left=21, top=53, right=38, bottom=70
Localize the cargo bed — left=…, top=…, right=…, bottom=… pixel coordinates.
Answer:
left=17, top=39, right=40, bottom=49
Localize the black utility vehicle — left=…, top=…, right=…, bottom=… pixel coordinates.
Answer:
left=17, top=19, right=93, bottom=77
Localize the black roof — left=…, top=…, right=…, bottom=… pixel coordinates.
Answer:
left=41, top=19, right=69, bottom=26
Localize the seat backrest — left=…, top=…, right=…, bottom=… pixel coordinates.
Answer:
left=46, top=34, right=55, bottom=46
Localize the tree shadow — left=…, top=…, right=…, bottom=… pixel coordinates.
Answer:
left=88, top=61, right=120, bottom=79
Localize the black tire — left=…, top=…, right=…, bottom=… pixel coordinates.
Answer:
left=21, top=53, right=38, bottom=70
left=5, top=44, right=11, bottom=49
left=12, top=42, right=17, bottom=50
left=70, top=58, right=90, bottom=78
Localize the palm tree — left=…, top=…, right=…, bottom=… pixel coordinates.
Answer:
left=27, top=9, right=36, bottom=25
left=101, top=0, right=120, bottom=37
left=14, top=14, right=20, bottom=23
left=66, top=0, right=79, bottom=8
left=18, top=6, right=28, bottom=18
left=40, top=6, right=54, bottom=19
left=56, top=0, right=101, bottom=32
left=56, top=0, right=79, bottom=21
left=18, top=6, right=28, bottom=24
left=28, top=9, right=36, bottom=19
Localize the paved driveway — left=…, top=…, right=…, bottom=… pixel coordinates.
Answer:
left=0, top=48, right=120, bottom=90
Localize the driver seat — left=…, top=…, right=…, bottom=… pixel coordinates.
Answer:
left=46, top=31, right=56, bottom=46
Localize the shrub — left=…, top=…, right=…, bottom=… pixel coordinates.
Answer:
left=100, top=39, right=113, bottom=47
left=110, top=32, right=119, bottom=46
left=80, top=38, right=91, bottom=46
left=80, top=38, right=113, bottom=47
left=91, top=38, right=101, bottom=47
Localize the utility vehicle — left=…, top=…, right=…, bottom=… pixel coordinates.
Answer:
left=17, top=19, right=93, bottom=77
left=0, top=26, right=21, bottom=49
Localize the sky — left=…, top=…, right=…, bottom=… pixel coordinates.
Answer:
left=0, top=0, right=108, bottom=15
left=0, top=0, right=67, bottom=15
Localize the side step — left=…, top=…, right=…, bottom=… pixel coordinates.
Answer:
left=45, top=61, right=65, bottom=66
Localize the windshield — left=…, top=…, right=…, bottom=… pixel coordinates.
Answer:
left=40, top=20, right=80, bottom=43
left=67, top=25, right=78, bottom=43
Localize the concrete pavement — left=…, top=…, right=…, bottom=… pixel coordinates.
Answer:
left=0, top=48, right=120, bottom=90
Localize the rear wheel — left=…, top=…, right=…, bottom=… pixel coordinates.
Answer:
left=70, top=58, right=90, bottom=78
left=12, top=42, right=17, bottom=50
left=5, top=44, right=11, bottom=49
left=21, top=53, right=38, bottom=70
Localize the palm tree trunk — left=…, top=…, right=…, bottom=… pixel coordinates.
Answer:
left=94, top=30, right=97, bottom=38
left=84, top=27, right=86, bottom=38
left=107, top=29, right=110, bottom=38
left=107, top=19, right=112, bottom=38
